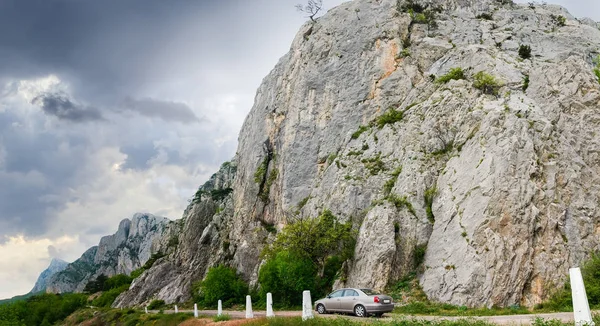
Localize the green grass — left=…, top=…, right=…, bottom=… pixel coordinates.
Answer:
left=394, top=302, right=531, bottom=316
left=245, top=316, right=501, bottom=325
left=213, top=313, right=232, bottom=322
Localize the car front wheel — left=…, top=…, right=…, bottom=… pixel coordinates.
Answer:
left=354, top=304, right=366, bottom=317
left=316, top=304, right=327, bottom=314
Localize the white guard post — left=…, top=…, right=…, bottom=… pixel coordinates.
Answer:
left=194, top=303, right=198, bottom=318
left=174, top=305, right=178, bottom=313
left=266, top=292, right=275, bottom=317
left=302, top=290, right=314, bottom=321
left=144, top=306, right=148, bottom=314
left=570, top=267, right=595, bottom=326
left=218, top=300, right=223, bottom=316
left=246, top=295, right=254, bottom=318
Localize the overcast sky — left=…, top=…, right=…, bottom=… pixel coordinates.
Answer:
left=0, top=0, right=598, bottom=300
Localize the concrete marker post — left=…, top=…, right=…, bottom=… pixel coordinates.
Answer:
left=174, top=305, right=178, bottom=314
left=145, top=306, right=148, bottom=314
left=266, top=292, right=275, bottom=317
left=302, top=290, right=314, bottom=321
left=570, top=267, right=595, bottom=326
left=194, top=303, right=198, bottom=318
left=245, top=295, right=254, bottom=319
left=218, top=300, right=223, bottom=316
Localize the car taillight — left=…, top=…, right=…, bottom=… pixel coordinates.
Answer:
left=374, top=296, right=380, bottom=303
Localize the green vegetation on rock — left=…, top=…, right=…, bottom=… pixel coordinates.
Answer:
left=377, top=108, right=404, bottom=128
left=436, top=68, right=466, bottom=84
left=519, top=44, right=532, bottom=59
left=351, top=125, right=369, bottom=139
left=473, top=71, right=503, bottom=95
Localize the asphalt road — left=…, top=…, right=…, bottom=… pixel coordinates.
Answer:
left=154, top=309, right=578, bottom=325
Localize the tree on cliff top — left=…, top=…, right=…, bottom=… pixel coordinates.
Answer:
left=296, top=0, right=323, bottom=22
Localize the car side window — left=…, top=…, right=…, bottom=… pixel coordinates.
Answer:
left=343, top=289, right=358, bottom=297
left=329, top=290, right=344, bottom=298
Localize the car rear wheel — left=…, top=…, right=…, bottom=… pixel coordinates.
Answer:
left=316, top=304, right=327, bottom=314
left=354, top=304, right=366, bottom=317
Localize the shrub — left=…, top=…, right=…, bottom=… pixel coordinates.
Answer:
left=424, top=187, right=437, bottom=223
left=193, top=265, right=248, bottom=308
left=260, top=210, right=356, bottom=305
left=92, top=284, right=130, bottom=307
left=518, top=45, right=532, bottom=59
left=473, top=71, right=503, bottom=95
left=550, top=14, right=566, bottom=27
left=414, top=244, right=427, bottom=266
left=147, top=299, right=165, bottom=310
left=522, top=75, right=530, bottom=92
left=258, top=250, right=318, bottom=307
left=376, top=108, right=404, bottom=128
left=351, top=125, right=369, bottom=139
left=476, top=13, right=493, bottom=20
left=436, top=68, right=466, bottom=84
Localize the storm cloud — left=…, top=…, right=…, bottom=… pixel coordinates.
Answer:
left=32, top=93, right=103, bottom=122
left=120, top=97, right=200, bottom=123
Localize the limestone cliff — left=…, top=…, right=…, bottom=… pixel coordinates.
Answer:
left=30, top=258, right=69, bottom=294
left=45, top=213, right=173, bottom=293
left=116, top=0, right=600, bottom=308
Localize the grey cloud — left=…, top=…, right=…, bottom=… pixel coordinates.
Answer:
left=32, top=93, right=103, bottom=122
left=121, top=97, right=200, bottom=124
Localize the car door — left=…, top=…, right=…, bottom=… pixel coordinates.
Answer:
left=324, top=289, right=344, bottom=311
left=340, top=289, right=359, bottom=311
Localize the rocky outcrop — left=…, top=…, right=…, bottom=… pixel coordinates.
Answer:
left=30, top=258, right=69, bottom=294
left=113, top=161, right=237, bottom=307
left=115, top=0, right=600, bottom=308
left=45, top=213, right=172, bottom=293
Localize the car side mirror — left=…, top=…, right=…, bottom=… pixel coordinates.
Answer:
left=327, top=295, right=331, bottom=299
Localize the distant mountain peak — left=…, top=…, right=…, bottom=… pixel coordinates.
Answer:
left=30, top=258, right=69, bottom=294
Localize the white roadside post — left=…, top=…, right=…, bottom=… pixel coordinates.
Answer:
left=570, top=267, right=595, bottom=326
left=266, top=292, right=275, bottom=317
left=174, top=305, right=178, bottom=314
left=194, top=303, right=198, bottom=318
left=218, top=300, right=223, bottom=316
left=302, top=290, right=314, bottom=321
left=144, top=306, right=148, bottom=314
left=246, top=295, right=254, bottom=318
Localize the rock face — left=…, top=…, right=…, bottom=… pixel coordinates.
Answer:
left=115, top=0, right=600, bottom=308
left=45, top=213, right=172, bottom=293
left=30, top=258, right=69, bottom=294
left=113, top=162, right=237, bottom=307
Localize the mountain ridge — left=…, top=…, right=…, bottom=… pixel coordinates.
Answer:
left=24, top=0, right=600, bottom=309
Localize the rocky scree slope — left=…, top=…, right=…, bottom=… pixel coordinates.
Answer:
left=117, top=0, right=600, bottom=308
left=45, top=213, right=174, bottom=294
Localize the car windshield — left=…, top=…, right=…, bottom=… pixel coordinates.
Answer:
left=360, top=288, right=378, bottom=295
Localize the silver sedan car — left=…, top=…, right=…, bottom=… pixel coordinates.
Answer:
left=314, top=288, right=394, bottom=317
